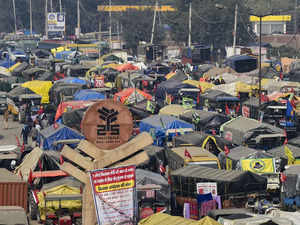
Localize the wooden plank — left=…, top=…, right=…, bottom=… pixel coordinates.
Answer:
left=94, top=132, right=153, bottom=169
left=82, top=182, right=97, bottom=225
left=111, top=151, right=149, bottom=167
left=60, top=162, right=88, bottom=184
left=77, top=140, right=106, bottom=159
left=61, top=145, right=94, bottom=171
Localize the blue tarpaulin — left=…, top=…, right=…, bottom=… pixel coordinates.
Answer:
left=139, top=115, right=194, bottom=146
left=73, top=89, right=105, bottom=101
left=57, top=77, right=88, bottom=85
left=37, top=123, right=84, bottom=150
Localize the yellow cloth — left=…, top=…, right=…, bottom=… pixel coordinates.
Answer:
left=284, top=145, right=295, bottom=165
left=21, top=80, right=53, bottom=103
left=241, top=158, right=275, bottom=173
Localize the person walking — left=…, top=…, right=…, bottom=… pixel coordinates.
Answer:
left=3, top=109, right=9, bottom=129
left=20, top=123, right=31, bottom=145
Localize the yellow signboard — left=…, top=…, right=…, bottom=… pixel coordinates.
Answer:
left=250, top=15, right=291, bottom=22
left=97, top=5, right=176, bottom=12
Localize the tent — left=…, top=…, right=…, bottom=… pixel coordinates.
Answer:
left=171, top=165, right=267, bottom=196
left=73, top=89, right=105, bottom=101
left=114, top=88, right=152, bottom=105
left=183, top=80, right=214, bottom=92
left=56, top=77, right=88, bottom=85
left=224, top=55, right=257, bottom=73
left=139, top=213, right=221, bottom=225
left=55, top=100, right=95, bottom=121
left=139, top=115, right=194, bottom=146
left=179, top=109, right=230, bottom=133
left=159, top=104, right=187, bottom=117
left=220, top=116, right=285, bottom=149
left=114, top=63, right=139, bottom=72
left=37, top=123, right=84, bottom=150
left=21, top=80, right=52, bottom=103
left=267, top=144, right=300, bottom=166
left=128, top=100, right=156, bottom=120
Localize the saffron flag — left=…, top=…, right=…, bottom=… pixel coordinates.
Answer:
left=184, top=149, right=192, bottom=159
left=284, top=145, right=295, bottom=165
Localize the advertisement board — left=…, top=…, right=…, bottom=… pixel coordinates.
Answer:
left=89, top=165, right=137, bottom=225
left=48, top=12, right=65, bottom=32
left=197, top=182, right=217, bottom=196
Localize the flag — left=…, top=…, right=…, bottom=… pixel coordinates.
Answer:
left=284, top=145, right=295, bottom=165
left=38, top=159, right=42, bottom=171
left=211, top=129, right=216, bottom=135
left=284, top=129, right=288, bottom=145
left=280, top=72, right=283, bottom=80
left=224, top=145, right=230, bottom=155
left=286, top=100, right=295, bottom=118
left=235, top=103, right=240, bottom=114
left=241, top=158, right=275, bottom=173
left=19, top=170, right=23, bottom=179
left=60, top=155, right=64, bottom=165
left=159, top=164, right=166, bottom=174
left=225, top=104, right=230, bottom=115
left=20, top=142, right=25, bottom=153
left=280, top=172, right=287, bottom=182
left=184, top=149, right=192, bottom=159
left=16, top=136, right=21, bottom=147
left=28, top=169, right=33, bottom=184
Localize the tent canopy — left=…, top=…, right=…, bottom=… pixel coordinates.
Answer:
left=114, top=88, right=152, bottom=105
left=73, top=89, right=105, bottom=101
left=38, top=123, right=84, bottom=150
left=21, top=80, right=52, bottom=103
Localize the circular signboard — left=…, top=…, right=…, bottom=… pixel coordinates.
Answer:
left=81, top=99, right=133, bottom=150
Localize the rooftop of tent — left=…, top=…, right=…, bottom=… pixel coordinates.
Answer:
left=171, top=147, right=218, bottom=159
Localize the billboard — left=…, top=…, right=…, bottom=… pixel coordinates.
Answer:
left=89, top=165, right=137, bottom=225
left=48, top=12, right=65, bottom=32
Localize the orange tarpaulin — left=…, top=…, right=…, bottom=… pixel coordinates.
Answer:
left=114, top=63, right=139, bottom=72
left=55, top=100, right=96, bottom=121
left=114, top=88, right=152, bottom=104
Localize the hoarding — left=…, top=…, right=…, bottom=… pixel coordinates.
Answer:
left=48, top=12, right=65, bottom=32
left=197, top=182, right=217, bottom=196
left=89, top=165, right=137, bottom=225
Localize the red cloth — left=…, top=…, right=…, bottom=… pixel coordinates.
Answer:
left=200, top=199, right=217, bottom=217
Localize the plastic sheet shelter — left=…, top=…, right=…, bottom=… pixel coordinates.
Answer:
left=55, top=100, right=96, bottom=121
left=114, top=88, right=152, bottom=105
left=139, top=213, right=221, bottom=225
left=183, top=80, right=214, bottom=92
left=38, top=123, right=84, bottom=150
left=114, top=63, right=139, bottom=72
left=268, top=144, right=300, bottom=167
left=21, top=80, right=52, bottom=103
left=73, top=89, right=105, bottom=101
left=139, top=115, right=194, bottom=146
left=220, top=116, right=285, bottom=149
left=171, top=165, right=267, bottom=196
left=159, top=104, right=187, bottom=117
left=55, top=77, right=88, bottom=85
left=224, top=55, right=257, bottom=73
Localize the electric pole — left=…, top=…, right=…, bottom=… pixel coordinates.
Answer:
left=151, top=0, right=158, bottom=44
left=233, top=4, right=238, bottom=55
left=188, top=0, right=192, bottom=47
left=50, top=0, right=53, bottom=12
left=45, top=0, right=48, bottom=39
left=109, top=0, right=112, bottom=49
left=29, top=0, right=32, bottom=35
left=77, top=0, right=80, bottom=38
left=59, top=0, right=62, bottom=12
left=12, top=0, right=17, bottom=33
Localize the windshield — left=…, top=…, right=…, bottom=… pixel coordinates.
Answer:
left=188, top=161, right=219, bottom=169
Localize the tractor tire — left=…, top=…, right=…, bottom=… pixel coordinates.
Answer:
left=29, top=192, right=38, bottom=220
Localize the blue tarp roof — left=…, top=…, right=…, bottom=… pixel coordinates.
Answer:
left=55, top=50, right=73, bottom=59
left=73, top=89, right=105, bottom=101
left=57, top=77, right=88, bottom=85
left=38, top=123, right=84, bottom=150
left=140, top=115, right=194, bottom=146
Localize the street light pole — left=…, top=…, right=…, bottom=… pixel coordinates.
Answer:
left=259, top=16, right=262, bottom=107
left=188, top=1, right=192, bottom=47
left=29, top=0, right=32, bottom=35
left=12, top=0, right=17, bottom=33
left=233, top=4, right=238, bottom=55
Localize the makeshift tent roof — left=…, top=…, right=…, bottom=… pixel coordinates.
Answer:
left=140, top=115, right=194, bottom=146
left=179, top=109, right=230, bottom=131
left=56, top=77, right=88, bottom=85
left=139, top=213, right=221, bottom=225
left=225, top=55, right=257, bottom=73
left=38, top=123, right=84, bottom=150
left=183, top=80, right=214, bottom=92
left=55, top=100, right=95, bottom=121
left=114, top=88, right=152, bottom=105
left=114, top=63, right=139, bottom=72
left=73, top=89, right=105, bottom=101
left=171, top=165, right=267, bottom=195
left=62, top=107, right=87, bottom=131
left=21, top=80, right=52, bottom=103
left=201, top=89, right=239, bottom=102
left=220, top=116, right=284, bottom=147
left=267, top=144, right=300, bottom=160
left=159, top=104, right=187, bottom=117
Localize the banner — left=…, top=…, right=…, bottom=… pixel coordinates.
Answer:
left=48, top=12, right=65, bottom=32
left=197, top=182, right=217, bottom=196
left=89, top=165, right=137, bottom=225
left=240, top=158, right=275, bottom=173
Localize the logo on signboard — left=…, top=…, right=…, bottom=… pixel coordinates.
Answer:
left=81, top=100, right=133, bottom=149
left=249, top=159, right=266, bottom=172
left=97, top=107, right=120, bottom=136
left=48, top=13, right=55, bottom=20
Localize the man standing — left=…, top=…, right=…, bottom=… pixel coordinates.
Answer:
left=3, top=109, right=9, bottom=129
left=21, top=123, right=31, bottom=145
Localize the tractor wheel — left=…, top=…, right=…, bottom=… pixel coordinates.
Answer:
left=29, top=192, right=38, bottom=220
